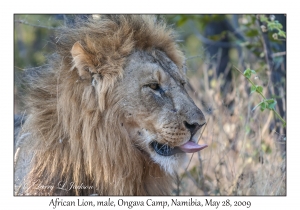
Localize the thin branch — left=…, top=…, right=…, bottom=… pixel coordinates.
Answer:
left=14, top=66, right=25, bottom=71
left=273, top=109, right=286, bottom=126
left=179, top=118, right=209, bottom=184
left=257, top=19, right=274, bottom=73
left=198, top=151, right=208, bottom=195
left=186, top=171, right=202, bottom=190
left=256, top=18, right=276, bottom=107
left=272, top=51, right=286, bottom=57
left=175, top=172, right=180, bottom=195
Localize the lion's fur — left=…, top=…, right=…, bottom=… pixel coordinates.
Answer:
left=15, top=15, right=187, bottom=195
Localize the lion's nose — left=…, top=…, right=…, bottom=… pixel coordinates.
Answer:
left=184, top=120, right=206, bottom=136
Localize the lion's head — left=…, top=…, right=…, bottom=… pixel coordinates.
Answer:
left=116, top=50, right=207, bottom=174
left=15, top=15, right=207, bottom=195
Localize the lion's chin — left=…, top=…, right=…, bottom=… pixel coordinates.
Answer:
left=149, top=140, right=208, bottom=175
left=151, top=151, right=187, bottom=175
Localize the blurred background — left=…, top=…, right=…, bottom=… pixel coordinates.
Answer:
left=14, top=14, right=286, bottom=195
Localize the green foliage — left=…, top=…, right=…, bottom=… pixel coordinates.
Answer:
left=260, top=101, right=267, bottom=112
left=234, top=66, right=286, bottom=127
left=265, top=99, right=277, bottom=110
left=243, top=68, right=256, bottom=79
left=260, top=15, right=286, bottom=39
left=250, top=85, right=256, bottom=93
left=259, top=15, right=268, bottom=22
left=256, top=85, right=263, bottom=94
left=252, top=99, right=277, bottom=112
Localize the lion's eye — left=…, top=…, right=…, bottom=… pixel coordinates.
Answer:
left=148, top=83, right=160, bottom=91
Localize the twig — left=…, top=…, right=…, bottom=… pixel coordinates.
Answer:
left=272, top=52, right=286, bottom=57
left=198, top=151, right=208, bottom=195
left=185, top=55, right=204, bottom=61
left=179, top=118, right=209, bottom=184
left=175, top=172, right=180, bottom=196
left=14, top=66, right=26, bottom=71
left=186, top=171, right=202, bottom=191
left=257, top=19, right=274, bottom=74
left=256, top=18, right=277, bottom=108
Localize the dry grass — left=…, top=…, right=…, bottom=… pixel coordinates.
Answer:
left=176, top=61, right=286, bottom=195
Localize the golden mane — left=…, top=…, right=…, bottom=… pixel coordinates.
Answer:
left=16, top=15, right=185, bottom=195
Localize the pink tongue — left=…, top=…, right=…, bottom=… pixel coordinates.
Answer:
left=179, top=141, right=208, bottom=153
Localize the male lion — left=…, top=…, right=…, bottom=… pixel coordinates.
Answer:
left=14, top=15, right=207, bottom=195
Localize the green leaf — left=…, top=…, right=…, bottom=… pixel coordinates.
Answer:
left=260, top=15, right=268, bottom=22
left=275, top=21, right=283, bottom=29
left=250, top=85, right=256, bottom=93
left=251, top=70, right=256, bottom=74
left=266, top=99, right=277, bottom=110
left=267, top=22, right=276, bottom=30
left=252, top=101, right=263, bottom=112
left=265, top=99, right=275, bottom=104
left=278, top=30, right=286, bottom=38
left=260, top=102, right=267, bottom=111
left=256, top=85, right=263, bottom=93
left=243, top=68, right=251, bottom=79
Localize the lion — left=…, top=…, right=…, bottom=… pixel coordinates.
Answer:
left=14, top=15, right=207, bottom=196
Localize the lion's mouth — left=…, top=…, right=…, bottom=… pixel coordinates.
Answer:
left=151, top=141, right=208, bottom=156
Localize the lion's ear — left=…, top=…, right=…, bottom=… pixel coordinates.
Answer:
left=71, top=41, right=97, bottom=79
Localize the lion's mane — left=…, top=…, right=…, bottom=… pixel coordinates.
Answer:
left=15, top=15, right=185, bottom=195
